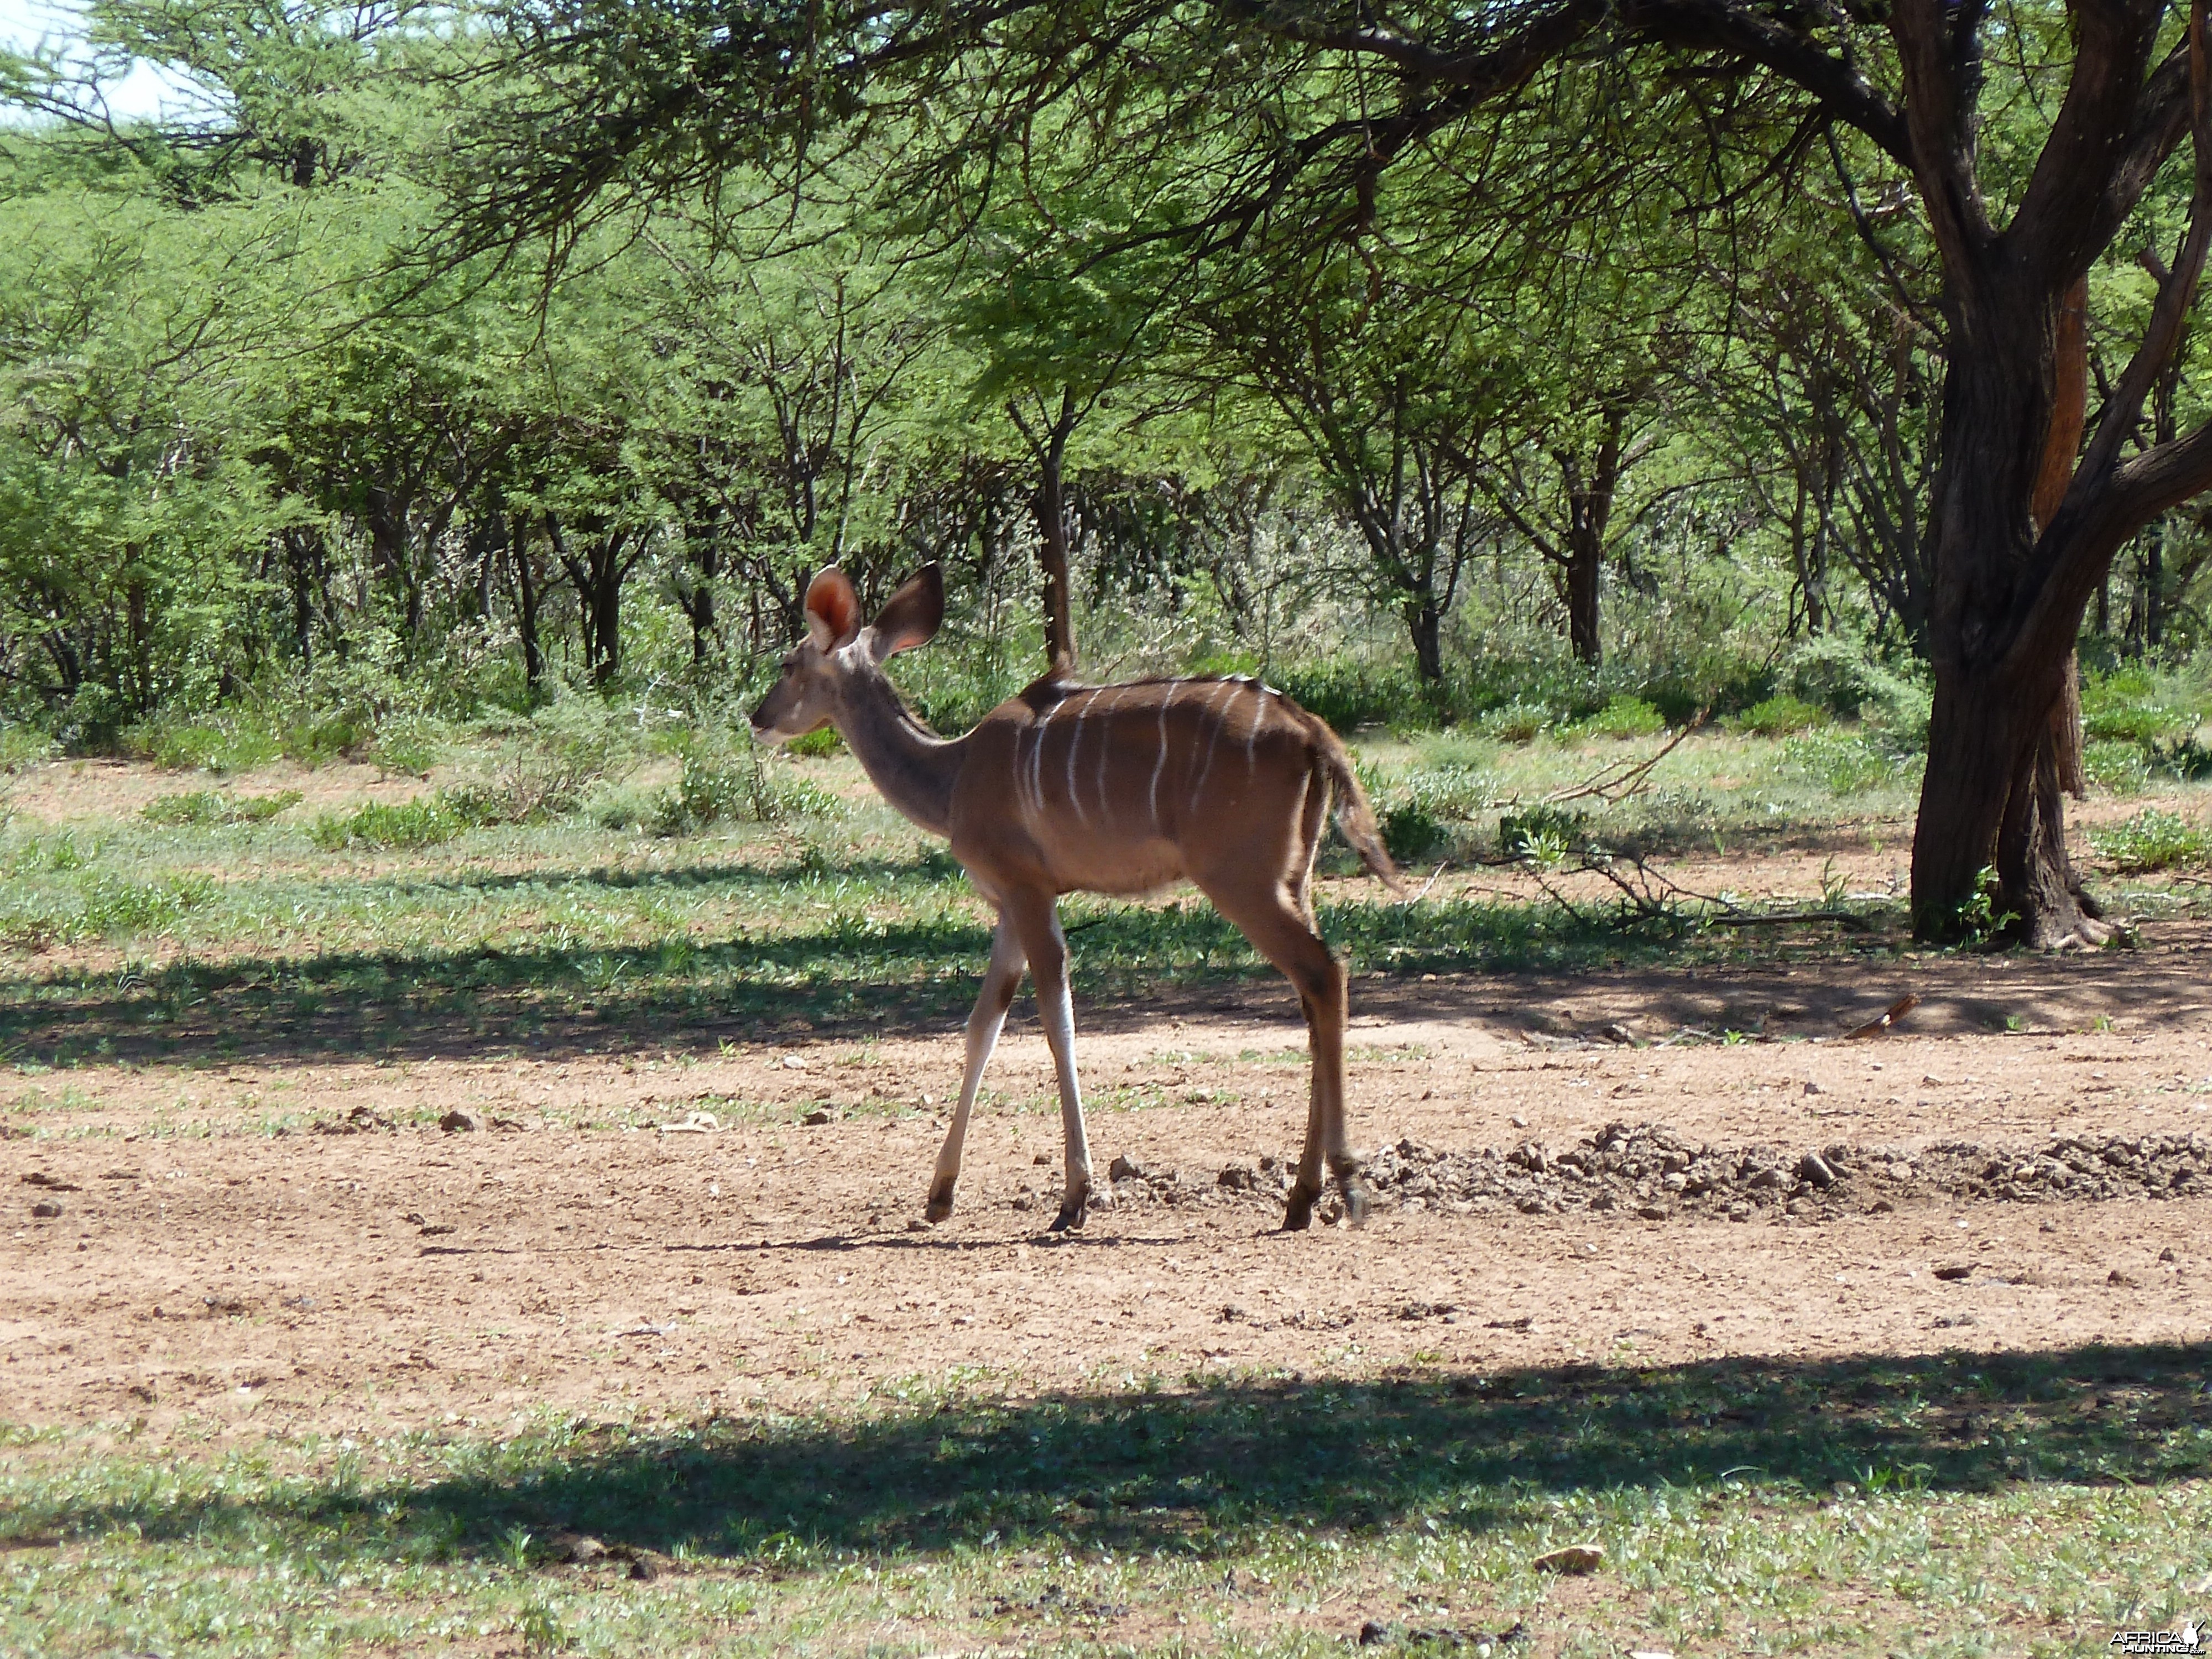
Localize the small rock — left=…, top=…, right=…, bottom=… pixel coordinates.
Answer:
left=1109, top=1154, right=1144, bottom=1182
left=2159, top=1247, right=2177, bottom=1262
left=1798, top=1151, right=1838, bottom=1189
left=1509, top=1114, right=1528, bottom=1128
left=2108, top=1269, right=2141, bottom=1288
left=1034, top=1152, right=1051, bottom=1166
left=1532, top=1542, right=1605, bottom=1575
left=1933, top=1264, right=1974, bottom=1281
left=551, top=1531, right=607, bottom=1564
left=1933, top=1313, right=1976, bottom=1329
left=1636, top=1203, right=1671, bottom=1222
left=1803, top=1080, right=1825, bottom=1096
left=1358, top=1621, right=1391, bottom=1647
left=30, top=1201, right=60, bottom=1219
left=1217, top=1164, right=1259, bottom=1191
left=439, top=1109, right=483, bottom=1133
left=800, top=1107, right=838, bottom=1126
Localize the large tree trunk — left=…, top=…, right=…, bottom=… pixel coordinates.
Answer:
left=1564, top=541, right=1601, bottom=666
left=1405, top=594, right=1444, bottom=684
left=1911, top=279, right=2104, bottom=945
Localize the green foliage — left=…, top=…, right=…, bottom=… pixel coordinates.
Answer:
left=1577, top=695, right=1667, bottom=739
left=141, top=789, right=302, bottom=826
left=2082, top=739, right=2152, bottom=795
left=1731, top=694, right=1828, bottom=737
left=1498, top=804, right=1592, bottom=864
left=308, top=796, right=473, bottom=851
left=651, top=747, right=840, bottom=834
left=1274, top=659, right=1433, bottom=733
left=2081, top=667, right=2192, bottom=745
left=1783, top=732, right=1903, bottom=796
left=1475, top=700, right=1553, bottom=744
left=785, top=727, right=843, bottom=758
left=2088, top=808, right=2212, bottom=872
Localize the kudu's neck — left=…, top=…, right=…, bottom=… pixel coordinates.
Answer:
left=832, top=663, right=961, bottom=837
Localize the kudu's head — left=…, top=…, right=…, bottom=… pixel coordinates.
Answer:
left=749, top=564, right=944, bottom=744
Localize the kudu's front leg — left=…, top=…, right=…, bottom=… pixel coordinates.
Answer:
left=926, top=919, right=1026, bottom=1223
left=1008, top=892, right=1098, bottom=1232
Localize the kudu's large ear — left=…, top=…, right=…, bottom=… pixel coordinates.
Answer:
left=804, top=567, right=863, bottom=650
left=868, top=564, right=944, bottom=661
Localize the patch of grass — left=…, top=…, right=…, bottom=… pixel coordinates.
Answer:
left=785, top=726, right=843, bottom=758
left=1, top=1344, right=2205, bottom=1657
left=141, top=789, right=303, bottom=827
left=1732, top=693, right=1829, bottom=737
left=2089, top=808, right=2212, bottom=872
left=308, top=796, right=475, bottom=851
left=1784, top=731, right=1898, bottom=795
left=0, top=870, right=216, bottom=947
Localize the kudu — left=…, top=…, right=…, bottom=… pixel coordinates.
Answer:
left=750, top=564, right=1403, bottom=1230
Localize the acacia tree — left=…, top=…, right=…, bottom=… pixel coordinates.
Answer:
left=1192, top=242, right=1509, bottom=682
left=448, top=0, right=2212, bottom=945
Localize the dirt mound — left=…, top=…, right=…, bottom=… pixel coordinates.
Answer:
left=1096, top=1120, right=2211, bottom=1224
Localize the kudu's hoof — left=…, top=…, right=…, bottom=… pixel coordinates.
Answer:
left=1048, top=1197, right=1088, bottom=1232
left=1281, top=1185, right=1320, bottom=1232
left=1340, top=1177, right=1371, bottom=1229
left=924, top=1180, right=956, bottom=1223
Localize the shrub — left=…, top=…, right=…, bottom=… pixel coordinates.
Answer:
left=2081, top=666, right=2195, bottom=745
left=2082, top=740, right=2151, bottom=795
left=1380, top=800, right=1450, bottom=863
left=785, top=727, right=843, bottom=758
left=142, top=789, right=303, bottom=827
left=1475, top=701, right=1553, bottom=744
left=1732, top=694, right=1829, bottom=737
left=1498, top=804, right=1591, bottom=864
left=1577, top=695, right=1667, bottom=739
left=653, top=749, right=841, bottom=835
left=2089, top=808, right=2212, bottom=872
left=1274, top=659, right=1433, bottom=732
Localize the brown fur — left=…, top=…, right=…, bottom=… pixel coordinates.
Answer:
left=751, top=565, right=1399, bottom=1232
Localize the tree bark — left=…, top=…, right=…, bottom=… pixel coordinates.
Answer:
left=1030, top=419, right=1076, bottom=670
left=1912, top=278, right=2107, bottom=945
left=1010, top=392, right=1081, bottom=671
left=511, top=515, right=545, bottom=692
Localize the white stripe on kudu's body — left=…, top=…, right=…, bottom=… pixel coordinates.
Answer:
left=750, top=565, right=1403, bottom=1233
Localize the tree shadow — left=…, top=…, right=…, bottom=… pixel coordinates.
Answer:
left=0, top=892, right=1677, bottom=1067
left=20, top=1342, right=2208, bottom=1563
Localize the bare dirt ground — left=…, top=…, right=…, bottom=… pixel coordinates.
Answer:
left=6, top=926, right=2209, bottom=1443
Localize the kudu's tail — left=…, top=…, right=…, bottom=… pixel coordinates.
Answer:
left=1308, top=718, right=1406, bottom=895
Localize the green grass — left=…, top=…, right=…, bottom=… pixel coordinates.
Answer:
left=141, top=788, right=303, bottom=827
left=2, top=1344, right=2205, bottom=1656
left=2089, top=808, right=2212, bottom=872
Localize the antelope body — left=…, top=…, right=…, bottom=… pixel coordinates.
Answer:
left=750, top=564, right=1401, bottom=1230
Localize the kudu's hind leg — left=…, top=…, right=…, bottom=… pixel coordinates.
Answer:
left=1199, top=804, right=1363, bottom=1230
left=926, top=918, right=1026, bottom=1223
left=1006, top=891, right=1098, bottom=1232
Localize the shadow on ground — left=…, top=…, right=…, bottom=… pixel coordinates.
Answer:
left=15, top=1343, right=2209, bottom=1563
left=0, top=891, right=1721, bottom=1067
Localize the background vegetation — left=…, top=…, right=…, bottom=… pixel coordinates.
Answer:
left=4, top=1, right=2212, bottom=797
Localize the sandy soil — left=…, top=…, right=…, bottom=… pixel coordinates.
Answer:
left=5, top=927, right=2209, bottom=1442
